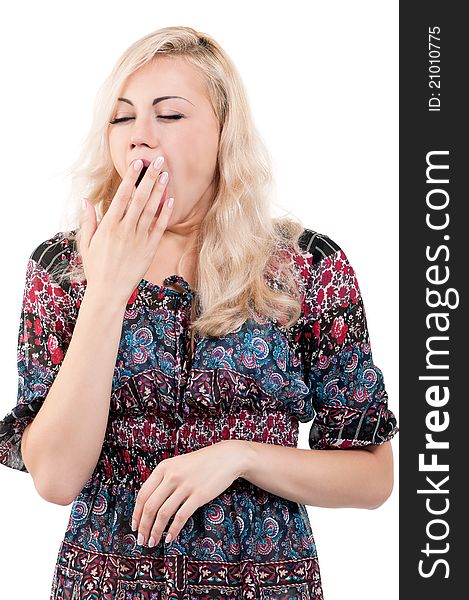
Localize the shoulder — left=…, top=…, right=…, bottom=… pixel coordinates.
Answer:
left=297, top=227, right=360, bottom=293
left=297, top=228, right=362, bottom=316
left=29, top=229, right=77, bottom=267
left=28, top=229, right=79, bottom=295
left=298, top=228, right=342, bottom=265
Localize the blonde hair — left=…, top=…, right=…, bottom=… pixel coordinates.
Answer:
left=58, top=26, right=307, bottom=340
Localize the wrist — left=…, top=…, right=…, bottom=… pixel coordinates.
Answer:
left=233, top=440, right=256, bottom=480
left=83, top=284, right=129, bottom=313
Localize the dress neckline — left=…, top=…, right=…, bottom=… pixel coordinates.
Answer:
left=139, top=273, right=194, bottom=296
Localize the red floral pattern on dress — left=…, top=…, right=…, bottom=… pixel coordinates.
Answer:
left=298, top=234, right=398, bottom=451
left=331, top=316, right=348, bottom=344
left=0, top=228, right=397, bottom=598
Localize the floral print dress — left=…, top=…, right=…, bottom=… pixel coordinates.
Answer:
left=0, top=228, right=398, bottom=599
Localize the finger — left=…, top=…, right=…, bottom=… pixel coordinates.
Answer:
left=137, top=491, right=173, bottom=548
left=78, top=198, right=90, bottom=257
left=126, top=160, right=167, bottom=229
left=104, top=159, right=145, bottom=223
left=157, top=502, right=189, bottom=544
left=132, top=469, right=164, bottom=533
left=135, top=494, right=164, bottom=547
left=161, top=499, right=197, bottom=546
left=137, top=169, right=170, bottom=233
left=147, top=492, right=189, bottom=548
left=147, top=194, right=175, bottom=245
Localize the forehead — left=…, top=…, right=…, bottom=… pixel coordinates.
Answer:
left=120, top=57, right=207, bottom=103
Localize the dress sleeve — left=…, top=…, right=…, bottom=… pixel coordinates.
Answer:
left=301, top=232, right=398, bottom=450
left=0, top=234, right=76, bottom=473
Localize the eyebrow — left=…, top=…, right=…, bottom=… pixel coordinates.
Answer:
left=117, top=96, right=195, bottom=107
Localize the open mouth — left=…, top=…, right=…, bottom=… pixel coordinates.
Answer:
left=135, top=165, right=149, bottom=188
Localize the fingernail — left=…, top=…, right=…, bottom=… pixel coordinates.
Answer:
left=158, top=171, right=168, bottom=184
left=137, top=532, right=145, bottom=545
left=153, top=156, right=164, bottom=170
left=165, top=532, right=172, bottom=544
left=148, top=536, right=156, bottom=548
left=131, top=519, right=137, bottom=532
left=167, top=197, right=174, bottom=209
left=134, top=159, right=143, bottom=171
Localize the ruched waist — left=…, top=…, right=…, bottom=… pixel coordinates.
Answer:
left=95, top=408, right=299, bottom=487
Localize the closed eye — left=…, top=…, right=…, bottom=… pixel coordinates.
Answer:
left=109, top=115, right=184, bottom=124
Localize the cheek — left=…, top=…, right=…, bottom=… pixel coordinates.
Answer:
left=108, top=132, right=126, bottom=178
left=182, top=153, right=216, bottom=186
left=178, top=130, right=218, bottom=184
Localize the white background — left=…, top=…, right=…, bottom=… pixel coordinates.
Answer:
left=0, top=1, right=399, bottom=597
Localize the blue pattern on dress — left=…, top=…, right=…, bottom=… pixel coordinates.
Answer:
left=0, top=229, right=397, bottom=599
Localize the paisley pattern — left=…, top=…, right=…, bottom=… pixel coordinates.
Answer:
left=0, top=228, right=398, bottom=599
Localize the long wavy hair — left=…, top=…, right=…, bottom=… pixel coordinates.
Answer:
left=57, top=26, right=307, bottom=341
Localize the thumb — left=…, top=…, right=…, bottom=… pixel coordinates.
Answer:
left=80, top=197, right=97, bottom=250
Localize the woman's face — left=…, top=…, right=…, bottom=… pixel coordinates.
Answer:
left=108, top=56, right=220, bottom=236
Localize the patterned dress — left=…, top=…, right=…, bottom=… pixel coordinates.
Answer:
left=0, top=228, right=398, bottom=599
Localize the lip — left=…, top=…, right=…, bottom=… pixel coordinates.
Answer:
left=130, top=158, right=154, bottom=168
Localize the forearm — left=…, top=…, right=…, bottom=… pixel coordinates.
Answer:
left=236, top=440, right=394, bottom=510
left=22, top=286, right=127, bottom=505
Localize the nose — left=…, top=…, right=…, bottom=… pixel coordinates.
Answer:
left=129, top=115, right=160, bottom=149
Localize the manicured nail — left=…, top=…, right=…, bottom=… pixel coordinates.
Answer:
left=153, top=156, right=164, bottom=170
left=148, top=536, right=156, bottom=548
left=131, top=519, right=137, bottom=532
left=167, top=197, right=174, bottom=209
left=137, top=532, right=145, bottom=545
left=165, top=532, right=172, bottom=544
left=134, top=159, right=143, bottom=171
left=159, top=171, right=168, bottom=184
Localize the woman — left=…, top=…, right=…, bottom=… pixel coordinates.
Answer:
left=0, top=26, right=398, bottom=599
